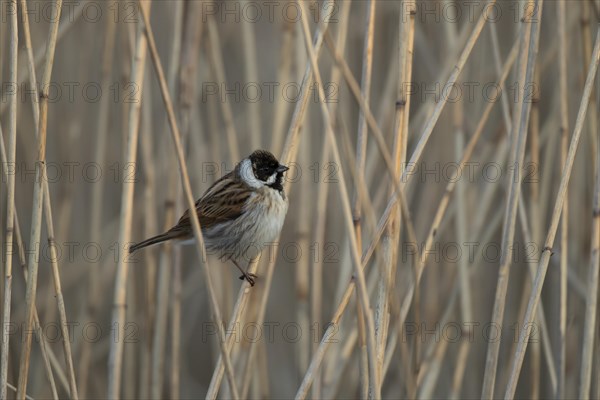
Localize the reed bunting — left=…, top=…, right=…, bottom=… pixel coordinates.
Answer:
left=130, top=150, right=290, bottom=286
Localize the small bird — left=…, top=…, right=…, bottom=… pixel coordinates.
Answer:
left=130, top=150, right=290, bottom=286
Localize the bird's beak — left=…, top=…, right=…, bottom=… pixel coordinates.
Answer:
left=277, top=164, right=289, bottom=173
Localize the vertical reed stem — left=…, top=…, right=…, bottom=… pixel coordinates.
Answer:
left=0, top=0, right=18, bottom=397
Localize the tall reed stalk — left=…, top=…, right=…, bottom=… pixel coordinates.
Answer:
left=0, top=2, right=18, bottom=396
left=17, top=0, right=65, bottom=398
left=505, top=25, right=600, bottom=400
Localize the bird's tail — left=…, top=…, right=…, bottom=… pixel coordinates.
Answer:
left=129, top=231, right=184, bottom=253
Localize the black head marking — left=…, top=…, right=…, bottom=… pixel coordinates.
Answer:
left=248, top=149, right=288, bottom=192
left=249, top=150, right=281, bottom=181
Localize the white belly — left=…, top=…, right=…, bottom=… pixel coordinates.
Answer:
left=203, top=188, right=288, bottom=261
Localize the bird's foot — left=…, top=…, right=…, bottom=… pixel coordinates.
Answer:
left=239, top=272, right=257, bottom=286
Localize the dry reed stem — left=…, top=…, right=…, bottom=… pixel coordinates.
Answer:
left=169, top=253, right=182, bottom=400
left=393, top=34, right=518, bottom=397
left=378, top=0, right=415, bottom=389
left=449, top=339, right=470, bottom=399
left=296, top=1, right=380, bottom=397
left=448, top=10, right=472, bottom=330
left=204, top=256, right=258, bottom=399
left=0, top=0, right=18, bottom=397
left=137, top=4, right=241, bottom=399
left=528, top=74, right=543, bottom=379
left=0, top=0, right=87, bottom=118
left=353, top=1, right=376, bottom=397
left=437, top=20, right=467, bottom=389
left=135, top=77, right=155, bottom=398
left=390, top=32, right=516, bottom=397
left=580, top=2, right=600, bottom=398
left=323, top=329, right=360, bottom=398
left=18, top=0, right=38, bottom=124
left=297, top=5, right=494, bottom=393
left=139, top=103, right=159, bottom=396
left=78, top=12, right=117, bottom=397
left=0, top=3, right=4, bottom=79
left=489, top=22, right=513, bottom=135
left=349, top=0, right=494, bottom=292
left=591, top=132, right=600, bottom=400
left=335, top=102, right=409, bottom=397
left=322, top=32, right=419, bottom=258
left=371, top=30, right=399, bottom=131
left=581, top=1, right=599, bottom=181
left=0, top=123, right=59, bottom=398
left=512, top=102, right=559, bottom=391
left=492, top=34, right=558, bottom=390
left=353, top=0, right=376, bottom=227
left=355, top=219, right=370, bottom=393
left=405, top=0, right=495, bottom=180
left=394, top=0, right=499, bottom=332
left=451, top=134, right=471, bottom=393
left=579, top=70, right=600, bottom=400
left=151, top=220, right=173, bottom=400
left=557, top=0, right=569, bottom=397
left=279, top=0, right=334, bottom=166
left=295, top=124, right=311, bottom=379
left=518, top=194, right=558, bottom=392
left=206, top=16, right=240, bottom=163
left=17, top=0, right=64, bottom=398
left=237, top=258, right=277, bottom=398
left=416, top=203, right=505, bottom=382
left=107, top=2, right=150, bottom=397
left=312, top=3, right=351, bottom=397
left=18, top=0, right=79, bottom=394
left=529, top=51, right=541, bottom=400
left=42, top=172, right=79, bottom=400
left=418, top=205, right=507, bottom=397
left=537, top=125, right=559, bottom=244
left=417, top=317, right=450, bottom=399
left=472, top=139, right=509, bottom=235
left=504, top=26, right=600, bottom=400
left=322, top=32, right=401, bottom=188
left=241, top=0, right=261, bottom=149
left=254, top=341, right=271, bottom=398
left=6, top=383, right=34, bottom=400
left=521, top=6, right=548, bottom=396
left=32, top=311, right=60, bottom=399
left=481, top=0, right=540, bottom=396
left=311, top=138, right=330, bottom=398
left=176, top=10, right=204, bottom=167
left=270, top=19, right=295, bottom=155
left=149, top=3, right=184, bottom=398
left=578, top=6, right=600, bottom=397
left=170, top=4, right=203, bottom=398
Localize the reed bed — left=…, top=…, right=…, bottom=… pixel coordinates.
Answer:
left=0, top=0, right=599, bottom=399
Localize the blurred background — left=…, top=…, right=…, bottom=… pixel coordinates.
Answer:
left=0, top=0, right=599, bottom=398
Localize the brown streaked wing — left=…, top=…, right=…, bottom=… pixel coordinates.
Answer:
left=170, top=173, right=251, bottom=233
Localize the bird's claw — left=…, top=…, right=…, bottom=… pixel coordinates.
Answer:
left=239, top=273, right=257, bottom=286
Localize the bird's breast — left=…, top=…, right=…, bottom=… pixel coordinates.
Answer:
left=246, top=187, right=288, bottom=241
